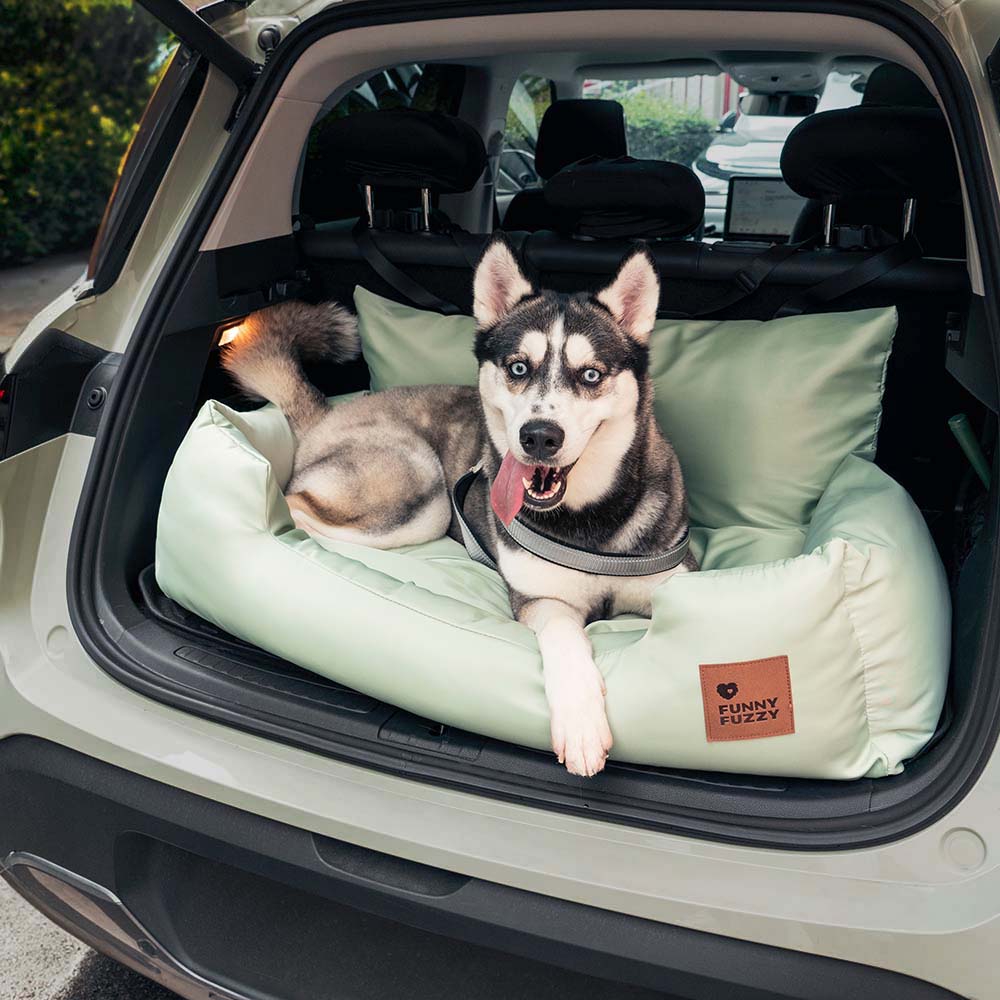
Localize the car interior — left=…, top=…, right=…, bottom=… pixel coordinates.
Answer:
left=80, top=8, right=998, bottom=848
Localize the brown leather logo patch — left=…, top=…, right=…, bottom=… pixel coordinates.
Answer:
left=699, top=656, right=794, bottom=742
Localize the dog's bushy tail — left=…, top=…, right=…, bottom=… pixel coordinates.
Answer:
left=221, top=300, right=359, bottom=433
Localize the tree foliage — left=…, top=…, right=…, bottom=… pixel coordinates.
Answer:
left=0, top=0, right=167, bottom=265
left=614, top=89, right=715, bottom=166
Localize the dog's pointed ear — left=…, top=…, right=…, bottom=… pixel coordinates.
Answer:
left=596, top=248, right=660, bottom=345
left=473, top=236, right=533, bottom=328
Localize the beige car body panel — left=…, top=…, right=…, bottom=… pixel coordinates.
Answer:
left=3, top=2, right=1000, bottom=996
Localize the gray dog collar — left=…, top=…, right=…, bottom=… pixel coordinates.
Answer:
left=452, top=468, right=690, bottom=577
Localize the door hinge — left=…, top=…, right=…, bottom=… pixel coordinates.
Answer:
left=224, top=25, right=281, bottom=129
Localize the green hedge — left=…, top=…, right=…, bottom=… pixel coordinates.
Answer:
left=615, top=90, right=715, bottom=166
left=0, top=0, right=167, bottom=266
left=505, top=84, right=715, bottom=172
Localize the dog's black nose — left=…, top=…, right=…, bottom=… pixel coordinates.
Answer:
left=520, top=420, right=564, bottom=461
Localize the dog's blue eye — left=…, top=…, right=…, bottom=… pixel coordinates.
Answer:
left=508, top=361, right=529, bottom=378
left=582, top=368, right=602, bottom=384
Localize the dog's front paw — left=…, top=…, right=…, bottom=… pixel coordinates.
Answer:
left=548, top=668, right=613, bottom=777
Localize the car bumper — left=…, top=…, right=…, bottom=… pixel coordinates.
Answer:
left=0, top=736, right=963, bottom=1000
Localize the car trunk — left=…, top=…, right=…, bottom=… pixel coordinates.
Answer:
left=70, top=220, right=995, bottom=849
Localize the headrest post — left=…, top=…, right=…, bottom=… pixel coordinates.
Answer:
left=902, top=196, right=917, bottom=238
left=420, top=187, right=431, bottom=232
left=323, top=111, right=487, bottom=215
left=781, top=105, right=959, bottom=251
left=363, top=184, right=375, bottom=229
left=822, top=202, right=836, bottom=247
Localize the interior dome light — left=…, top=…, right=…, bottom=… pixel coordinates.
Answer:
left=218, top=321, right=245, bottom=346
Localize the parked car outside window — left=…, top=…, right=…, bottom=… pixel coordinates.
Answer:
left=693, top=71, right=863, bottom=232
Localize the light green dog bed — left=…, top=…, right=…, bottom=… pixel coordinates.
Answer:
left=156, top=302, right=949, bottom=779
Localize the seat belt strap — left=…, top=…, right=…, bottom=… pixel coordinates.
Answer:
left=353, top=220, right=463, bottom=315
left=677, top=241, right=804, bottom=319
left=433, top=211, right=486, bottom=271
left=667, top=233, right=921, bottom=322
left=773, top=234, right=923, bottom=318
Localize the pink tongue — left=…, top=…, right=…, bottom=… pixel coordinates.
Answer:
left=491, top=452, right=535, bottom=526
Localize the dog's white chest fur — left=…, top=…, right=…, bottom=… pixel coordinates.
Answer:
left=498, top=546, right=688, bottom=618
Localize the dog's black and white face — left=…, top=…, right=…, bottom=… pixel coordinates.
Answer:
left=472, top=238, right=660, bottom=523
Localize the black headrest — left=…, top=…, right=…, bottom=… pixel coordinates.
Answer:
left=544, top=156, right=705, bottom=239
left=781, top=106, right=960, bottom=204
left=534, top=100, right=628, bottom=180
left=314, top=109, right=487, bottom=192
left=862, top=63, right=937, bottom=109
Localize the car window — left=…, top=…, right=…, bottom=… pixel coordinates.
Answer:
left=299, top=64, right=466, bottom=224
left=584, top=70, right=862, bottom=238
left=87, top=45, right=206, bottom=292
left=583, top=76, right=718, bottom=164
left=498, top=75, right=552, bottom=196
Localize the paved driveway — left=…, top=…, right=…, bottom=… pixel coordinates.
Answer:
left=0, top=251, right=87, bottom=350
left=0, top=880, right=174, bottom=999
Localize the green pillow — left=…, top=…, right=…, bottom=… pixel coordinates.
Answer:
left=353, top=286, right=896, bottom=529
left=157, top=400, right=948, bottom=778
left=357, top=287, right=479, bottom=391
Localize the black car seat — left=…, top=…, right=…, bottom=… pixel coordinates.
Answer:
left=501, top=99, right=627, bottom=232
left=785, top=64, right=964, bottom=257
left=303, top=107, right=486, bottom=233
left=541, top=154, right=705, bottom=240
left=297, top=108, right=488, bottom=314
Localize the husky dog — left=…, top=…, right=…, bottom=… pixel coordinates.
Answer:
left=223, top=238, right=695, bottom=776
